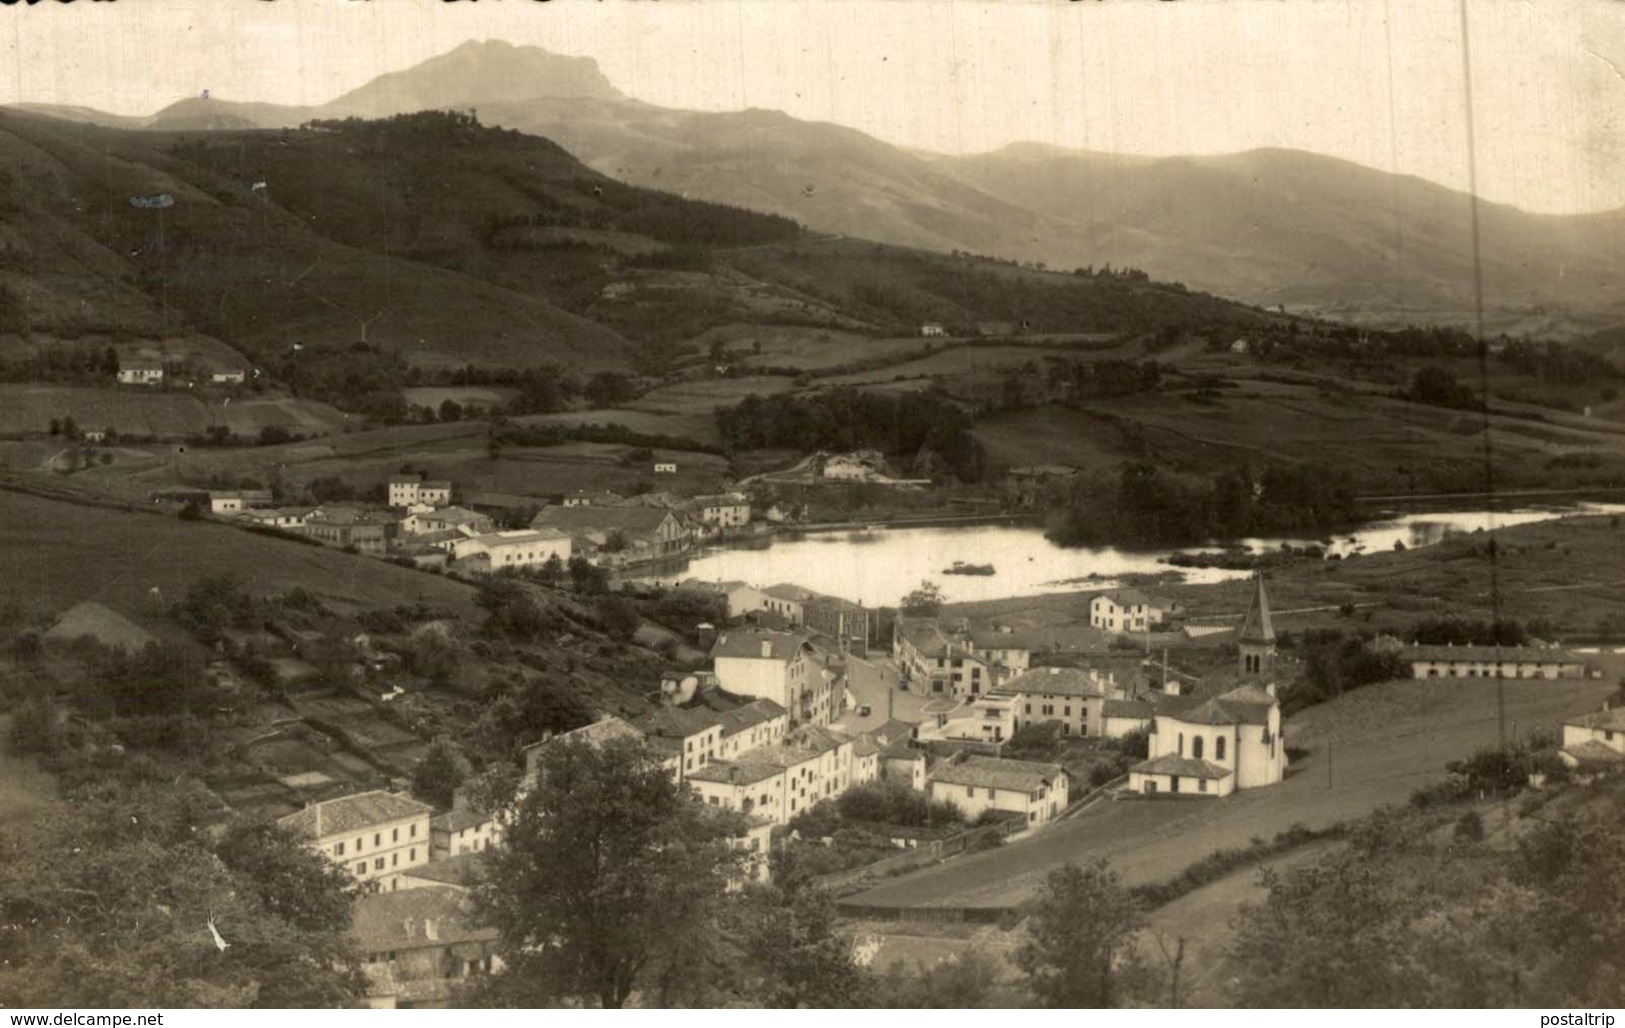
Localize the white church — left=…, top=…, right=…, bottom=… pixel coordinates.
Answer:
left=1127, top=574, right=1288, bottom=798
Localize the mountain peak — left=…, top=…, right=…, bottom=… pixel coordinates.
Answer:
left=321, top=40, right=622, bottom=118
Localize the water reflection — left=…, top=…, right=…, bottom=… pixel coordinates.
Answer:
left=628, top=503, right=1625, bottom=607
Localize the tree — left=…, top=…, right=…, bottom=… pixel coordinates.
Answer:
left=438, top=398, right=464, bottom=423
left=594, top=593, right=642, bottom=642
left=899, top=580, right=944, bottom=618
left=471, top=735, right=743, bottom=1008
left=881, top=948, right=1008, bottom=1008
left=1015, top=859, right=1143, bottom=1007
left=411, top=736, right=473, bottom=809
left=732, top=874, right=869, bottom=1008
left=0, top=782, right=364, bottom=1008
left=568, top=555, right=609, bottom=596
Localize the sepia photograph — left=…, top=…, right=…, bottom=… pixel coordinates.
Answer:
left=1, top=0, right=1624, bottom=1013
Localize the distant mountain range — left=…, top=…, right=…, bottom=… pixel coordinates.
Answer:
left=13, top=39, right=1625, bottom=338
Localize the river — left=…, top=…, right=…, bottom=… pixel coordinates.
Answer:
left=629, top=502, right=1625, bottom=607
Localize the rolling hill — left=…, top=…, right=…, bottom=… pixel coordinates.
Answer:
left=18, top=39, right=1623, bottom=337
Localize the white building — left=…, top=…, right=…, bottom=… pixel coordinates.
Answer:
left=710, top=627, right=841, bottom=726
left=278, top=791, right=435, bottom=892
left=450, top=529, right=572, bottom=572
left=1403, top=643, right=1588, bottom=681
left=210, top=369, right=246, bottom=385
left=690, top=493, right=751, bottom=530
left=1004, top=662, right=1145, bottom=739
left=117, top=359, right=164, bottom=386
left=927, top=756, right=1068, bottom=826
left=654, top=462, right=678, bottom=474
left=920, top=323, right=947, bottom=338
left=1089, top=589, right=1171, bottom=634
left=388, top=474, right=453, bottom=509
left=686, top=724, right=868, bottom=825
left=1127, top=575, right=1287, bottom=798
left=1559, top=706, right=1625, bottom=769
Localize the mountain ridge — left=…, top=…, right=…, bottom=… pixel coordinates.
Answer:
left=10, top=39, right=1625, bottom=337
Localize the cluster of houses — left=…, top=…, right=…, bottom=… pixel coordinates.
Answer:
left=203, top=475, right=757, bottom=573
left=116, top=355, right=249, bottom=387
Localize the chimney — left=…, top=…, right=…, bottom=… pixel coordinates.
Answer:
left=728, top=765, right=740, bottom=785
left=1265, top=682, right=1277, bottom=698
left=424, top=918, right=439, bottom=942
left=761, top=640, right=773, bottom=659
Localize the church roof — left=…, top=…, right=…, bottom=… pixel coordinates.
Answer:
left=1131, top=754, right=1233, bottom=780
left=1237, top=574, right=1275, bottom=645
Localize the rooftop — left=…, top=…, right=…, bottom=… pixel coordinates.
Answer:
left=1131, top=754, right=1233, bottom=780
left=277, top=790, right=433, bottom=841
left=400, top=852, right=485, bottom=889
left=1237, top=574, right=1276, bottom=645
left=42, top=601, right=155, bottom=654
left=711, top=627, right=813, bottom=663
left=929, top=756, right=1064, bottom=794
left=350, top=886, right=495, bottom=955
left=1561, top=740, right=1624, bottom=767
left=1159, top=683, right=1277, bottom=727
left=531, top=505, right=674, bottom=533
left=1566, top=707, right=1625, bottom=733
left=1004, top=666, right=1115, bottom=699
left=714, top=698, right=789, bottom=737
left=421, top=505, right=490, bottom=525
left=1405, top=643, right=1583, bottom=664
left=430, top=807, right=491, bottom=834
left=467, top=528, right=571, bottom=547
left=635, top=705, right=725, bottom=740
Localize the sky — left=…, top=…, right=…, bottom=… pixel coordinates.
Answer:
left=3, top=0, right=1624, bottom=215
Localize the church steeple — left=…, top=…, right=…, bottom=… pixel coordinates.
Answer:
left=1238, top=572, right=1276, bottom=678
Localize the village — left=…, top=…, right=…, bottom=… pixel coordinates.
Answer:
left=16, top=531, right=1620, bottom=1007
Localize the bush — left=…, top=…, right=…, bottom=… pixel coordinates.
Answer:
left=1454, top=811, right=1485, bottom=842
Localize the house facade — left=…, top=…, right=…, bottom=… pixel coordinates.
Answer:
left=117, top=359, right=164, bottom=385
left=686, top=724, right=867, bottom=825
left=691, top=493, right=751, bottom=530
left=278, top=790, right=434, bottom=892
left=449, top=529, right=571, bottom=572
left=416, top=506, right=495, bottom=536
left=302, top=506, right=398, bottom=554
left=762, top=584, right=877, bottom=653
left=1089, top=589, right=1171, bottom=634
left=1004, top=662, right=1145, bottom=739
left=388, top=474, right=453, bottom=509
left=1403, top=643, right=1588, bottom=680
left=710, top=628, right=840, bottom=726
left=927, top=756, right=1068, bottom=825
left=353, top=886, right=502, bottom=1009
left=1559, top=707, right=1625, bottom=769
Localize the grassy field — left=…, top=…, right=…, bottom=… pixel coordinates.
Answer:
left=0, top=385, right=350, bottom=440
left=0, top=714, right=56, bottom=826
left=0, top=488, right=480, bottom=619
left=842, top=673, right=1613, bottom=911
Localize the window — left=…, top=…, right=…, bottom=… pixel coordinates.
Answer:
left=1193, top=736, right=1204, bottom=760
left=966, top=786, right=975, bottom=798
left=335, top=841, right=345, bottom=856
left=356, top=862, right=367, bottom=875
left=410, top=824, right=417, bottom=838
left=392, top=828, right=399, bottom=843
left=392, top=853, right=399, bottom=867
left=374, top=833, right=381, bottom=847
left=1025, top=703, right=1032, bottom=715
left=409, top=848, right=416, bottom=861
left=1064, top=705, right=1071, bottom=717
left=1216, top=736, right=1227, bottom=762
left=1178, top=732, right=1185, bottom=756
left=374, top=858, right=385, bottom=871
left=356, top=836, right=363, bottom=852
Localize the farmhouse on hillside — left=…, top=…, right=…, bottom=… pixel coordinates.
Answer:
left=116, top=358, right=164, bottom=385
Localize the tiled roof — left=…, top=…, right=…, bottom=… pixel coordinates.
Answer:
left=430, top=808, right=490, bottom=834
left=351, top=886, right=495, bottom=955
left=277, top=790, right=432, bottom=841
left=1159, top=684, right=1276, bottom=727
left=1405, top=644, right=1583, bottom=665
left=1565, top=707, right=1625, bottom=732
left=688, top=758, right=783, bottom=786
left=421, top=506, right=489, bottom=525
left=402, top=852, right=486, bottom=888
left=714, top=698, right=788, bottom=737
left=1102, top=698, right=1155, bottom=720
left=1004, top=666, right=1111, bottom=699
left=522, top=717, right=644, bottom=766
left=1561, top=740, right=1624, bottom=767
left=1131, top=754, right=1233, bottom=780
left=635, top=706, right=725, bottom=740
left=1096, top=588, right=1155, bottom=608
left=853, top=735, right=882, bottom=758
left=531, top=505, right=673, bottom=533
left=711, top=628, right=812, bottom=662
left=929, top=756, right=1063, bottom=794
left=466, top=528, right=570, bottom=547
